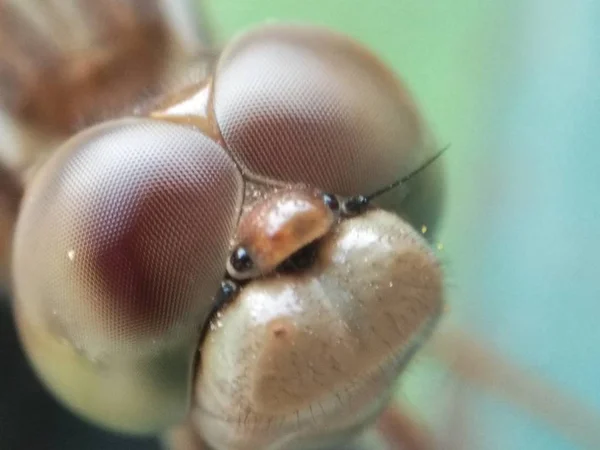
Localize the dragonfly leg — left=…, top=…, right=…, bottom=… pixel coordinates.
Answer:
left=374, top=402, right=436, bottom=450
left=424, top=328, right=600, bottom=448
left=162, top=421, right=208, bottom=450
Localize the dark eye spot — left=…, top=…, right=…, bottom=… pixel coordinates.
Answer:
left=277, top=240, right=319, bottom=274
left=230, top=247, right=254, bottom=273
left=322, top=193, right=339, bottom=212
left=342, top=195, right=369, bottom=217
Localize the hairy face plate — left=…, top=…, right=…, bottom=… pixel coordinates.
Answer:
left=11, top=22, right=445, bottom=448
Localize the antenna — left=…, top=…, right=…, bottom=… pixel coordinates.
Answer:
left=367, top=144, right=450, bottom=201
left=342, top=145, right=449, bottom=216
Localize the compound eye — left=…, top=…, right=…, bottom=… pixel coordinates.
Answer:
left=12, top=117, right=243, bottom=433
left=213, top=24, right=426, bottom=197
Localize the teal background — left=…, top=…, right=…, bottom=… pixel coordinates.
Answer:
left=202, top=1, right=600, bottom=448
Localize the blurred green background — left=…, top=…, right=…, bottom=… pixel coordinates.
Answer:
left=201, top=0, right=600, bottom=449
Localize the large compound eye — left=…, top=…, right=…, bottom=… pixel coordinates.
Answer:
left=212, top=24, right=444, bottom=237
left=12, top=118, right=243, bottom=433
left=213, top=24, right=426, bottom=197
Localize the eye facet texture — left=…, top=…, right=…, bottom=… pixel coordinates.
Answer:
left=213, top=24, right=425, bottom=197
left=12, top=117, right=243, bottom=433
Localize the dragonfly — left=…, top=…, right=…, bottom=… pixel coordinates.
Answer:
left=0, top=1, right=599, bottom=449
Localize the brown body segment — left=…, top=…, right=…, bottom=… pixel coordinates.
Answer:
left=149, top=78, right=222, bottom=142
left=233, top=187, right=337, bottom=276
left=0, top=0, right=170, bottom=136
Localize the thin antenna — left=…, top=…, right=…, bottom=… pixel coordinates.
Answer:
left=341, top=144, right=449, bottom=217
left=366, top=144, right=450, bottom=201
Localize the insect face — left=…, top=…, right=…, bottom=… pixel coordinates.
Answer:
left=10, top=22, right=445, bottom=448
